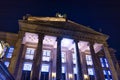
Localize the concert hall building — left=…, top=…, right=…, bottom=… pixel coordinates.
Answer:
left=0, top=14, right=120, bottom=80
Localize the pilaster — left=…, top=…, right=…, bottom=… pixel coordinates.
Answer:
left=103, top=43, right=119, bottom=80
left=8, top=31, right=25, bottom=78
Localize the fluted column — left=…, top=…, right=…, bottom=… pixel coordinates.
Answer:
left=56, top=37, right=62, bottom=80
left=30, top=34, right=44, bottom=80
left=89, top=42, right=101, bottom=80
left=74, top=40, right=83, bottom=80
left=103, top=43, right=119, bottom=80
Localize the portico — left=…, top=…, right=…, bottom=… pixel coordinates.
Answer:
left=0, top=15, right=119, bottom=80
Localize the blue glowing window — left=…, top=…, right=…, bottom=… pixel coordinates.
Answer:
left=100, top=58, right=109, bottom=68
left=6, top=47, right=14, bottom=58
left=23, top=62, right=32, bottom=71
left=0, top=73, right=6, bottom=80
left=88, top=68, right=94, bottom=75
left=4, top=61, right=10, bottom=67
left=73, top=67, right=77, bottom=74
left=62, top=66, right=65, bottom=73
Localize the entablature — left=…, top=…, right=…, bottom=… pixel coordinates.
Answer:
left=19, top=21, right=108, bottom=44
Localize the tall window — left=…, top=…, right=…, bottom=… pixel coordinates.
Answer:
left=22, top=47, right=35, bottom=80
left=4, top=46, right=14, bottom=67
left=6, top=47, right=14, bottom=58
left=23, top=62, right=32, bottom=71
left=25, top=48, right=35, bottom=60
left=41, top=64, right=49, bottom=72
left=4, top=61, right=10, bottom=67
left=100, top=58, right=109, bottom=68
left=61, top=52, right=66, bottom=63
left=22, top=62, right=32, bottom=80
left=86, top=55, right=93, bottom=66
left=40, top=64, right=49, bottom=80
left=62, top=66, right=66, bottom=80
left=72, top=53, right=76, bottom=64
left=100, top=57, right=112, bottom=80
left=86, top=54, right=95, bottom=80
left=88, top=68, right=94, bottom=75
left=42, top=50, right=51, bottom=61
left=73, top=67, right=77, bottom=74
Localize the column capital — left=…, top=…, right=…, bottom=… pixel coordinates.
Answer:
left=88, top=41, right=95, bottom=46
left=102, top=42, right=109, bottom=47
left=56, top=36, right=62, bottom=41
left=74, top=39, right=79, bottom=43
left=38, top=33, right=44, bottom=39
left=18, top=31, right=25, bottom=39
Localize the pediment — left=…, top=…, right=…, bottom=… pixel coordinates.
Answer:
left=19, top=16, right=106, bottom=36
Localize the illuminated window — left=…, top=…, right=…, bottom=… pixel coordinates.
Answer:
left=42, top=50, right=51, bottom=61
left=73, top=67, right=77, bottom=74
left=100, top=58, right=109, bottom=68
left=41, top=64, right=49, bottom=72
left=86, top=55, right=93, bottom=65
left=108, top=70, right=111, bottom=75
left=88, top=68, right=94, bottom=75
left=6, top=47, right=14, bottom=58
left=62, top=66, right=65, bottom=73
left=100, top=57, right=112, bottom=80
left=0, top=73, right=6, bottom=80
left=61, top=52, right=66, bottom=63
left=103, top=70, right=106, bottom=75
left=25, top=48, right=35, bottom=60
left=4, top=61, right=10, bottom=67
left=72, top=53, right=76, bottom=64
left=23, top=62, right=32, bottom=71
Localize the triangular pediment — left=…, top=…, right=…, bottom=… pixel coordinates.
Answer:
left=19, top=16, right=106, bottom=36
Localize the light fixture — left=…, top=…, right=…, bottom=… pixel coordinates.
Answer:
left=84, top=74, right=89, bottom=80
left=68, top=73, right=73, bottom=79
left=52, top=72, right=56, bottom=78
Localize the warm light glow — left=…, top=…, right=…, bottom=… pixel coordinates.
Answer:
left=52, top=72, right=56, bottom=78
left=0, top=43, right=3, bottom=58
left=28, top=17, right=66, bottom=22
left=84, top=74, right=89, bottom=79
left=68, top=74, right=73, bottom=78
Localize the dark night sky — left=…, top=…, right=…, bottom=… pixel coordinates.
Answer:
left=0, top=0, right=120, bottom=60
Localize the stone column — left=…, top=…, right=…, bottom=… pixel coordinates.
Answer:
left=74, top=40, right=83, bottom=80
left=103, top=43, right=119, bottom=80
left=15, top=44, right=25, bottom=80
left=89, top=42, right=102, bottom=80
left=8, top=31, right=25, bottom=78
left=56, top=37, right=62, bottom=80
left=30, top=34, right=44, bottom=80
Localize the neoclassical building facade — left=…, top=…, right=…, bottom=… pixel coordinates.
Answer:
left=0, top=15, right=120, bottom=80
